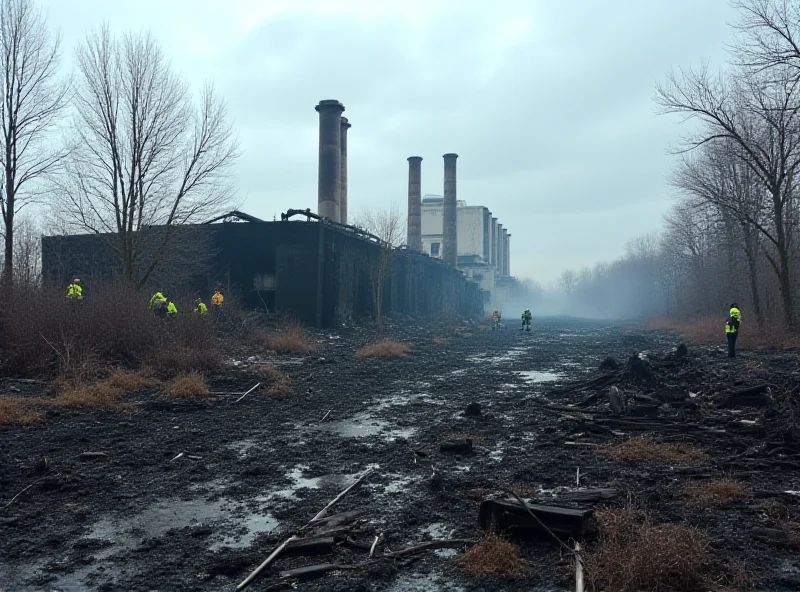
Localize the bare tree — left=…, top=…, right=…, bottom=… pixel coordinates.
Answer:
left=55, top=27, right=238, bottom=290
left=670, top=143, right=768, bottom=323
left=353, top=204, right=404, bottom=329
left=730, top=0, right=800, bottom=76
left=0, top=0, right=68, bottom=287
left=656, top=64, right=800, bottom=326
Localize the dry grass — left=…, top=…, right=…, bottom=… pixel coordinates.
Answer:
left=252, top=326, right=316, bottom=356
left=433, top=336, right=449, bottom=345
left=0, top=397, right=41, bottom=425
left=260, top=365, right=293, bottom=397
left=648, top=316, right=800, bottom=349
left=586, top=506, right=711, bottom=591
left=355, top=339, right=410, bottom=359
left=682, top=479, right=748, bottom=506
left=168, top=372, right=209, bottom=398
left=510, top=483, right=535, bottom=498
left=48, top=382, right=127, bottom=411
left=458, top=534, right=526, bottom=577
left=104, top=369, right=155, bottom=392
left=597, top=438, right=709, bottom=466
left=152, top=347, right=221, bottom=377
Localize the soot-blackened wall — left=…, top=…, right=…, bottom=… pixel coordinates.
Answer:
left=42, top=220, right=483, bottom=326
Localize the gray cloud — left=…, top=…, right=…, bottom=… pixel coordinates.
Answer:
left=47, top=0, right=736, bottom=283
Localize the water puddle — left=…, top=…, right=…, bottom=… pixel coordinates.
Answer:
left=515, top=370, right=562, bottom=383
left=388, top=573, right=466, bottom=592
left=262, top=464, right=356, bottom=500
left=312, top=412, right=416, bottom=441
left=84, top=496, right=280, bottom=556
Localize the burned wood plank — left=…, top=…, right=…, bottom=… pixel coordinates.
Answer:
left=439, top=439, right=473, bottom=454
left=559, top=488, right=618, bottom=503
left=279, top=564, right=340, bottom=581
left=309, top=510, right=363, bottom=528
left=717, top=384, right=773, bottom=408
left=478, top=499, right=592, bottom=539
left=283, top=537, right=335, bottom=557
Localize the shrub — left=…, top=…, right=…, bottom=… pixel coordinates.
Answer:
left=104, top=369, right=156, bottom=392
left=0, top=282, right=220, bottom=379
left=597, top=438, right=709, bottom=466
left=168, top=372, right=209, bottom=398
left=586, top=507, right=711, bottom=591
left=0, top=397, right=40, bottom=425
left=260, top=365, right=293, bottom=397
left=433, top=336, right=449, bottom=345
left=355, top=339, right=410, bottom=359
left=48, top=381, right=127, bottom=411
left=458, top=534, right=526, bottom=576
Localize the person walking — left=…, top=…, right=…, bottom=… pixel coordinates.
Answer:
left=725, top=302, right=742, bottom=358
left=521, top=308, right=533, bottom=332
left=492, top=310, right=501, bottom=330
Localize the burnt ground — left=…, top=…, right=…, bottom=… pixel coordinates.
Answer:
left=1, top=317, right=799, bottom=591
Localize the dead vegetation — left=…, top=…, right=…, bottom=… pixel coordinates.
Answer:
left=597, top=437, right=709, bottom=466
left=648, top=316, right=800, bottom=350
left=433, top=336, right=449, bottom=345
left=355, top=339, right=410, bottom=359
left=458, top=534, right=526, bottom=577
left=682, top=479, right=748, bottom=506
left=0, top=282, right=221, bottom=379
left=260, top=365, right=293, bottom=397
left=0, top=397, right=41, bottom=425
left=585, top=506, right=711, bottom=591
left=104, top=369, right=155, bottom=392
left=251, top=326, right=316, bottom=356
left=168, top=372, right=209, bottom=398
left=48, top=381, right=128, bottom=411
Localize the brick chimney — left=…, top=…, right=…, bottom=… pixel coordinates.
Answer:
left=406, top=156, right=423, bottom=251
left=315, top=100, right=344, bottom=221
left=442, top=153, right=458, bottom=267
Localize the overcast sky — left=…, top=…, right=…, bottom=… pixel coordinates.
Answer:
left=46, top=0, right=736, bottom=285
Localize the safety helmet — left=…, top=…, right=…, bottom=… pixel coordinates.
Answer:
left=73, top=278, right=80, bottom=283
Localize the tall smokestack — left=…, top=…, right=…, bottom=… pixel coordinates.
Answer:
left=497, top=223, right=504, bottom=276
left=339, top=117, right=351, bottom=225
left=407, top=156, right=423, bottom=251
left=442, top=153, right=458, bottom=267
left=491, top=217, right=498, bottom=267
left=505, top=232, right=511, bottom=276
left=315, top=100, right=344, bottom=221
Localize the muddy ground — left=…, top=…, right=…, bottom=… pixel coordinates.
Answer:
left=1, top=317, right=799, bottom=591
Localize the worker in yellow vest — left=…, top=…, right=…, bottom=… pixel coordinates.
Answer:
left=725, top=303, right=741, bottom=358
left=211, top=284, right=224, bottom=312
left=66, top=278, right=83, bottom=300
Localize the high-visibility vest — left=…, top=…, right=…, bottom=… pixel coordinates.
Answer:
left=66, top=284, right=83, bottom=300
left=726, top=308, right=741, bottom=334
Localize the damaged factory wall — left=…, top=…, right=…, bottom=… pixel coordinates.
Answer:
left=42, top=219, right=482, bottom=327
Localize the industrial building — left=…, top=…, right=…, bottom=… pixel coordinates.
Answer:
left=41, top=99, right=484, bottom=326
left=403, top=155, right=513, bottom=306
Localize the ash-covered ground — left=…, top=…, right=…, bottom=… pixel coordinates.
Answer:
left=1, top=317, right=799, bottom=591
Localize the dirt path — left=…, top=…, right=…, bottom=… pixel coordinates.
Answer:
left=1, top=318, right=798, bottom=591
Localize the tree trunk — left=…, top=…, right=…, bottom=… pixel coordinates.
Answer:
left=1, top=172, right=14, bottom=288
left=743, top=226, right=764, bottom=326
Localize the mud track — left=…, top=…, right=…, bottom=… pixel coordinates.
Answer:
left=1, top=318, right=799, bottom=591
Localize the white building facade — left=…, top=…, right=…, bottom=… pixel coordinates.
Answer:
left=420, top=195, right=510, bottom=304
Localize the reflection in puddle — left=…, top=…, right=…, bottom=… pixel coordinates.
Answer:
left=85, top=496, right=280, bottom=558
left=515, top=370, right=562, bottom=383
left=262, top=464, right=356, bottom=501
left=313, top=412, right=416, bottom=441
